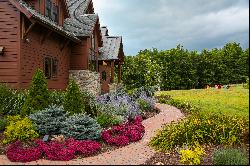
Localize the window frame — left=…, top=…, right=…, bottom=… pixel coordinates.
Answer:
left=45, top=0, right=52, bottom=18
left=45, top=0, right=59, bottom=23
left=101, top=71, right=107, bottom=81
left=44, top=57, right=52, bottom=79
left=44, top=57, right=58, bottom=79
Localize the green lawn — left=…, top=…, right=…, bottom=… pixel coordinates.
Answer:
left=156, top=85, right=249, bottom=118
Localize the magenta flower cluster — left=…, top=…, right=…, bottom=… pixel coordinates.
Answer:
left=101, top=116, right=145, bottom=146
left=6, top=138, right=101, bottom=162
left=6, top=141, right=42, bottom=162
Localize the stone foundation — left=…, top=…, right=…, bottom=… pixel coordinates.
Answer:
left=69, top=70, right=101, bottom=96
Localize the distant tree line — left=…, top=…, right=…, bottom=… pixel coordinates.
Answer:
left=122, top=42, right=249, bottom=90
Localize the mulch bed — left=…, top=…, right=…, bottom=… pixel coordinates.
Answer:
left=143, top=144, right=249, bottom=165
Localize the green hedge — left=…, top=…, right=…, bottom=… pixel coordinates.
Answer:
left=123, top=43, right=249, bottom=90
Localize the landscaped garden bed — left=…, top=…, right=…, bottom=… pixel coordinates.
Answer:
left=0, top=69, right=159, bottom=163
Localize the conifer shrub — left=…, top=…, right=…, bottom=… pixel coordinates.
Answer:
left=61, top=113, right=102, bottom=140
left=2, top=116, right=39, bottom=144
left=29, top=105, right=67, bottom=135
left=64, top=80, right=85, bottom=115
left=21, top=69, right=50, bottom=116
left=49, top=90, right=65, bottom=107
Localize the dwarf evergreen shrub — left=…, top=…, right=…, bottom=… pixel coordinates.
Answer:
left=61, top=113, right=102, bottom=140
left=64, top=80, right=85, bottom=115
left=21, top=69, right=50, bottom=116
left=2, top=116, right=39, bottom=144
left=29, top=105, right=67, bottom=135
left=49, top=90, right=65, bottom=106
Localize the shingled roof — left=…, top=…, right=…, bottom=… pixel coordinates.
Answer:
left=64, top=14, right=98, bottom=37
left=64, top=0, right=100, bottom=37
left=99, top=27, right=124, bottom=61
left=66, top=0, right=91, bottom=17
left=10, top=0, right=80, bottom=42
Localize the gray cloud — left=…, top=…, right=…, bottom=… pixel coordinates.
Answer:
left=93, top=0, right=249, bottom=55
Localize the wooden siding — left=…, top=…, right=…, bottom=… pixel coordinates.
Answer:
left=70, top=26, right=100, bottom=71
left=70, top=38, right=89, bottom=70
left=20, top=24, right=71, bottom=90
left=0, top=0, right=20, bottom=88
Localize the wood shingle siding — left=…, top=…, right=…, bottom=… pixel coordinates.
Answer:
left=0, top=0, right=21, bottom=88
left=20, top=25, right=71, bottom=90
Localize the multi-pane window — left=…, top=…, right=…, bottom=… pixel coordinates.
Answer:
left=52, top=5, right=58, bottom=23
left=52, top=59, right=58, bottom=77
left=101, top=71, right=106, bottom=81
left=45, top=0, right=59, bottom=23
left=44, top=57, right=58, bottom=79
left=45, top=0, right=52, bottom=18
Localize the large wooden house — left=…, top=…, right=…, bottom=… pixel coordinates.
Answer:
left=0, top=0, right=124, bottom=93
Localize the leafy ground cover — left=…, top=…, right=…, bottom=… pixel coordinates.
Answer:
left=146, top=85, right=249, bottom=165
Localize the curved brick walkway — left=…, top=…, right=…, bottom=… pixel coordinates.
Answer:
left=0, top=103, right=184, bottom=165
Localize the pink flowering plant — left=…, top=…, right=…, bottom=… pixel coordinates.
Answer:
left=6, top=141, right=42, bottom=163
left=6, top=138, right=102, bottom=162
left=101, top=116, right=145, bottom=146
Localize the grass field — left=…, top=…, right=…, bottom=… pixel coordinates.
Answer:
left=156, top=85, right=249, bottom=118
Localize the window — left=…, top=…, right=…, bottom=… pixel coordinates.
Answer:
left=52, top=5, right=58, bottom=23
left=45, top=0, right=59, bottom=23
left=52, top=58, right=58, bottom=77
left=45, top=0, right=52, bottom=18
left=102, top=71, right=106, bottom=81
left=44, top=57, right=52, bottom=79
left=44, top=57, right=58, bottom=79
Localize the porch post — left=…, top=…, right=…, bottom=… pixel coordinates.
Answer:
left=118, top=63, right=122, bottom=83
left=96, top=52, right=99, bottom=72
left=111, top=60, right=115, bottom=83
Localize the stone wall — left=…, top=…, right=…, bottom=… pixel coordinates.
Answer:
left=69, top=70, right=101, bottom=96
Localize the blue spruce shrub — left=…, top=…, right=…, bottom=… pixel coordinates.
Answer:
left=29, top=105, right=67, bottom=135
left=61, top=113, right=102, bottom=140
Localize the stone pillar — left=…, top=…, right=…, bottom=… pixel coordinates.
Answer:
left=69, top=70, right=101, bottom=96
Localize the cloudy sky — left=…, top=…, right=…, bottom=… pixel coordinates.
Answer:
left=93, top=0, right=249, bottom=55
